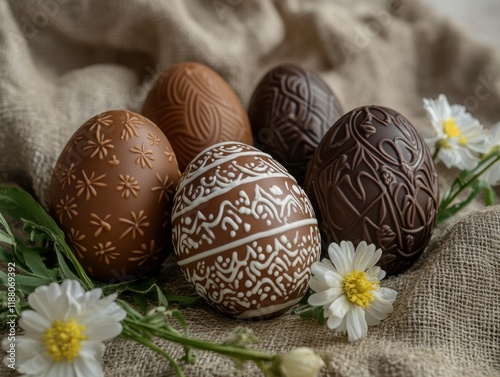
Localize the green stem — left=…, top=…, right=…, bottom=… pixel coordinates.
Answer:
left=440, top=154, right=500, bottom=209
left=432, top=145, right=440, bottom=161
left=123, top=317, right=275, bottom=364
left=122, top=327, right=186, bottom=377
left=56, top=237, right=95, bottom=290
left=438, top=151, right=500, bottom=223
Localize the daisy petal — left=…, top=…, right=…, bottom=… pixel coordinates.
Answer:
left=309, top=277, right=331, bottom=293
left=323, top=306, right=330, bottom=319
left=28, top=283, right=62, bottom=321
left=80, top=340, right=106, bottom=362
left=366, top=301, right=392, bottom=323
left=326, top=315, right=343, bottom=330
left=61, top=279, right=86, bottom=300
left=310, top=269, right=343, bottom=291
left=323, top=271, right=343, bottom=286
left=377, top=287, right=398, bottom=304
left=74, top=354, right=104, bottom=377
left=365, top=309, right=381, bottom=326
left=41, top=359, right=74, bottom=377
left=328, top=295, right=350, bottom=319
left=10, top=338, right=49, bottom=375
left=328, top=242, right=352, bottom=275
left=346, top=305, right=368, bottom=341
left=311, top=260, right=335, bottom=276
left=353, top=242, right=381, bottom=271
left=19, top=310, right=51, bottom=335
left=81, top=299, right=126, bottom=326
left=80, top=288, right=104, bottom=307
left=308, top=288, right=342, bottom=307
left=366, top=266, right=385, bottom=281
left=335, top=316, right=348, bottom=334
left=85, top=321, right=123, bottom=342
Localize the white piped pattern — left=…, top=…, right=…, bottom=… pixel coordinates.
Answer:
left=172, top=142, right=321, bottom=318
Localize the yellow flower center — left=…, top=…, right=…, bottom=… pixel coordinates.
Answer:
left=42, top=319, right=87, bottom=363
left=343, top=270, right=377, bottom=308
left=443, top=118, right=467, bottom=145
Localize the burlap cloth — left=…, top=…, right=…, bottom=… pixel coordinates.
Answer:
left=1, top=0, right=500, bottom=376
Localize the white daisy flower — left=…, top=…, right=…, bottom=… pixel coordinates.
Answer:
left=480, top=122, right=500, bottom=186
left=308, top=241, right=397, bottom=342
left=278, top=347, right=325, bottom=377
left=1, top=280, right=126, bottom=377
left=423, top=94, right=487, bottom=170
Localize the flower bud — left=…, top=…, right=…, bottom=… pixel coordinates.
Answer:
left=279, top=347, right=325, bottom=377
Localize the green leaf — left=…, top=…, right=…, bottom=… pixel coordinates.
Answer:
left=0, top=213, right=16, bottom=262
left=0, top=186, right=63, bottom=238
left=156, top=285, right=169, bottom=307
left=132, top=292, right=148, bottom=312
left=0, top=229, right=14, bottom=246
left=485, top=185, right=496, bottom=206
left=0, top=270, right=7, bottom=286
left=0, top=230, right=15, bottom=245
left=22, top=219, right=56, bottom=244
left=22, top=247, right=55, bottom=280
left=0, top=247, right=13, bottom=263
left=0, top=270, right=53, bottom=294
left=14, top=274, right=54, bottom=287
left=299, top=306, right=325, bottom=325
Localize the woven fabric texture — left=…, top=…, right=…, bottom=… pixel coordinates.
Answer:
left=1, top=0, right=500, bottom=376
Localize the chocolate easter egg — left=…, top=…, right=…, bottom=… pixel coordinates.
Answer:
left=248, top=64, right=343, bottom=185
left=142, top=62, right=253, bottom=172
left=49, top=110, right=181, bottom=282
left=172, top=142, right=321, bottom=319
left=304, top=106, right=439, bottom=276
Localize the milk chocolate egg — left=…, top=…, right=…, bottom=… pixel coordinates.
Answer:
left=248, top=64, right=343, bottom=185
left=304, top=106, right=439, bottom=276
left=172, top=142, right=321, bottom=319
left=49, top=110, right=181, bottom=282
left=142, top=62, right=253, bottom=172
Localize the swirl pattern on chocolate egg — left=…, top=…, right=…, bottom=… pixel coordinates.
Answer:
left=304, top=106, right=439, bottom=275
left=248, top=64, right=342, bottom=184
left=172, top=142, right=320, bottom=319
left=142, top=62, right=253, bottom=171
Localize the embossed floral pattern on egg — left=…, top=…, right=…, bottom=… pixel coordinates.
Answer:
left=142, top=62, right=254, bottom=172
left=172, top=142, right=321, bottom=319
left=49, top=110, right=181, bottom=282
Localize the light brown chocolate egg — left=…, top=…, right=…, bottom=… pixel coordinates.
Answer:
left=141, top=62, right=253, bottom=172
left=49, top=110, right=181, bottom=282
left=171, top=142, right=321, bottom=319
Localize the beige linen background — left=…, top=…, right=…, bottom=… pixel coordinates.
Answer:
left=1, top=0, right=500, bottom=376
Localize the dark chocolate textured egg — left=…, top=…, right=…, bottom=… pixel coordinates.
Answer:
left=304, top=106, right=439, bottom=275
left=248, top=64, right=343, bottom=185
left=142, top=62, right=253, bottom=172
left=172, top=142, right=321, bottom=319
left=49, top=110, right=181, bottom=282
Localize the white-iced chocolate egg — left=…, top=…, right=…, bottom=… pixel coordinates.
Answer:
left=171, top=142, right=320, bottom=319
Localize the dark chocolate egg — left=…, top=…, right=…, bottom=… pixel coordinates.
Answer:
left=304, top=106, right=439, bottom=276
left=248, top=64, right=343, bottom=185
left=142, top=62, right=253, bottom=172
left=49, top=110, right=181, bottom=282
left=172, top=142, right=321, bottom=319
